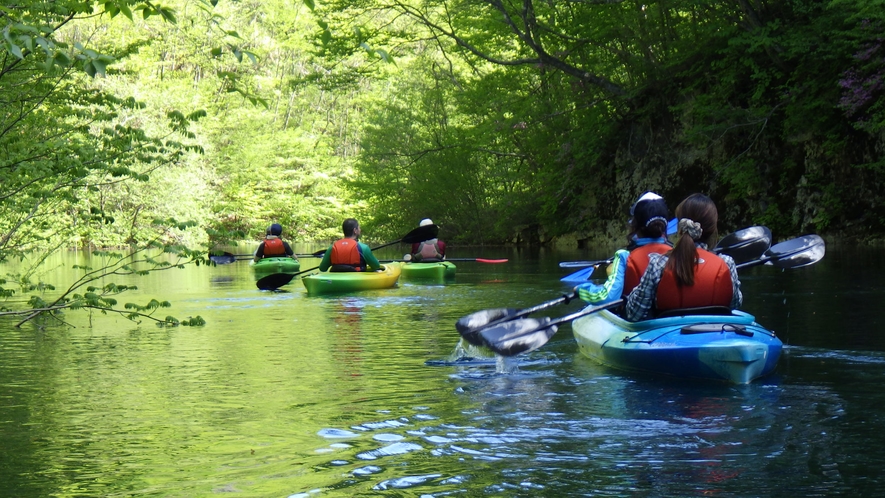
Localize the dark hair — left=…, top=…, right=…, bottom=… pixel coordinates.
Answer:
left=666, top=193, right=719, bottom=286
left=627, top=199, right=669, bottom=244
left=270, top=223, right=283, bottom=236
left=342, top=218, right=359, bottom=237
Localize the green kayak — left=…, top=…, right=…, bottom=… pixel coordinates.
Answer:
left=302, top=263, right=402, bottom=295
left=251, top=257, right=300, bottom=279
left=401, top=261, right=457, bottom=280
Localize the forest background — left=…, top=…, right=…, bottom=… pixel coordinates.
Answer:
left=1, top=0, right=884, bottom=323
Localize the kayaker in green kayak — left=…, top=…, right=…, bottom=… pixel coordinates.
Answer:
left=318, top=218, right=382, bottom=272
left=253, top=223, right=298, bottom=262
left=408, top=218, right=446, bottom=262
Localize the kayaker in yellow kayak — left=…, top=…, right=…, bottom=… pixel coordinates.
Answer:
left=318, top=218, right=383, bottom=272
left=408, top=218, right=447, bottom=262
left=253, top=223, right=298, bottom=262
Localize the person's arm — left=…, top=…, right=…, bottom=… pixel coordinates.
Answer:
left=438, top=240, right=446, bottom=257
left=720, top=254, right=743, bottom=309
left=253, top=242, right=265, bottom=262
left=625, top=253, right=666, bottom=321
left=318, top=245, right=333, bottom=271
left=283, top=242, right=297, bottom=260
left=575, top=249, right=628, bottom=304
left=360, top=242, right=382, bottom=270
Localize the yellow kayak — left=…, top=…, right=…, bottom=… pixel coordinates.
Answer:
left=301, top=263, right=402, bottom=295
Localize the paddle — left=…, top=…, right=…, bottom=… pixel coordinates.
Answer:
left=210, top=249, right=326, bottom=265
left=488, top=226, right=772, bottom=330
left=558, top=225, right=772, bottom=270
left=467, top=233, right=824, bottom=357
left=255, top=224, right=441, bottom=290
left=736, top=234, right=825, bottom=269
left=456, top=291, right=578, bottom=346
left=469, top=299, right=625, bottom=356
left=382, top=258, right=509, bottom=264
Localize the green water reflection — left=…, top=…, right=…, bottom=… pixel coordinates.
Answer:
left=2, top=242, right=885, bottom=496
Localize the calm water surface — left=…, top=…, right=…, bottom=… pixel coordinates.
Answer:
left=2, top=242, right=884, bottom=497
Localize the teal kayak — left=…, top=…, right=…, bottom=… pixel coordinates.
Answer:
left=302, top=263, right=402, bottom=295
left=251, top=257, right=300, bottom=279
left=572, top=308, right=782, bottom=384
left=401, top=261, right=457, bottom=280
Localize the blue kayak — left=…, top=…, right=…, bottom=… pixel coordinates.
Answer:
left=572, top=309, right=782, bottom=384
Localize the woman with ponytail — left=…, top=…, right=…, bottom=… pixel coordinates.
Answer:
left=624, top=193, right=742, bottom=321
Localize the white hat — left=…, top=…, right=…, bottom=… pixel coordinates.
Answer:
left=630, top=191, right=664, bottom=216
left=419, top=218, right=434, bottom=227
left=636, top=191, right=663, bottom=203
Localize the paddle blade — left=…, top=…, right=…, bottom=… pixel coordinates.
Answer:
left=209, top=254, right=237, bottom=265
left=715, top=226, right=772, bottom=264
left=456, top=308, right=519, bottom=346
left=478, top=318, right=558, bottom=356
left=256, top=273, right=297, bottom=290
left=401, top=224, right=439, bottom=244
left=767, top=235, right=825, bottom=269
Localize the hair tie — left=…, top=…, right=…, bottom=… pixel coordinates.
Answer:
left=678, top=218, right=703, bottom=240
left=645, top=216, right=667, bottom=228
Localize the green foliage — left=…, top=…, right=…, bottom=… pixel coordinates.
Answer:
left=0, top=220, right=210, bottom=327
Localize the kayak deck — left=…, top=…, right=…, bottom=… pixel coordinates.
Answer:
left=251, top=257, right=300, bottom=278
left=572, top=309, right=782, bottom=384
left=401, top=261, right=457, bottom=280
left=302, top=263, right=402, bottom=295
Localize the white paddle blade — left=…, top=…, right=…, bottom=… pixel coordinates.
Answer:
left=769, top=235, right=826, bottom=268
left=715, top=226, right=772, bottom=264
left=455, top=308, right=519, bottom=346
left=478, top=318, right=558, bottom=357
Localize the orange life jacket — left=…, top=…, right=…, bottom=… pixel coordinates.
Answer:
left=655, top=248, right=733, bottom=311
left=624, top=242, right=671, bottom=296
left=262, top=238, right=286, bottom=256
left=330, top=239, right=364, bottom=271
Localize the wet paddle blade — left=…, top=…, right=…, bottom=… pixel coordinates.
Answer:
left=256, top=273, right=297, bottom=290
left=767, top=235, right=825, bottom=269
left=210, top=254, right=237, bottom=265
left=715, top=226, right=772, bottom=264
left=401, top=224, right=439, bottom=244
left=455, top=308, right=520, bottom=345
left=478, top=318, right=559, bottom=356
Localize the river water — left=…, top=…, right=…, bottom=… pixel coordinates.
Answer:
left=1, top=241, right=884, bottom=497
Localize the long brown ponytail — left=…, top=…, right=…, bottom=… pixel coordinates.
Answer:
left=666, top=194, right=719, bottom=286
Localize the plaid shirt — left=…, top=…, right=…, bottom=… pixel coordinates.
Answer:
left=624, top=243, right=742, bottom=321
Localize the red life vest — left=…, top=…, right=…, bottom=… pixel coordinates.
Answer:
left=655, top=248, right=733, bottom=311
left=330, top=239, right=363, bottom=271
left=262, top=238, right=286, bottom=256
left=624, top=242, right=671, bottom=296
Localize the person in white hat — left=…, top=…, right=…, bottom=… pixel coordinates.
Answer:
left=574, top=192, right=672, bottom=308
left=409, top=219, right=446, bottom=262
